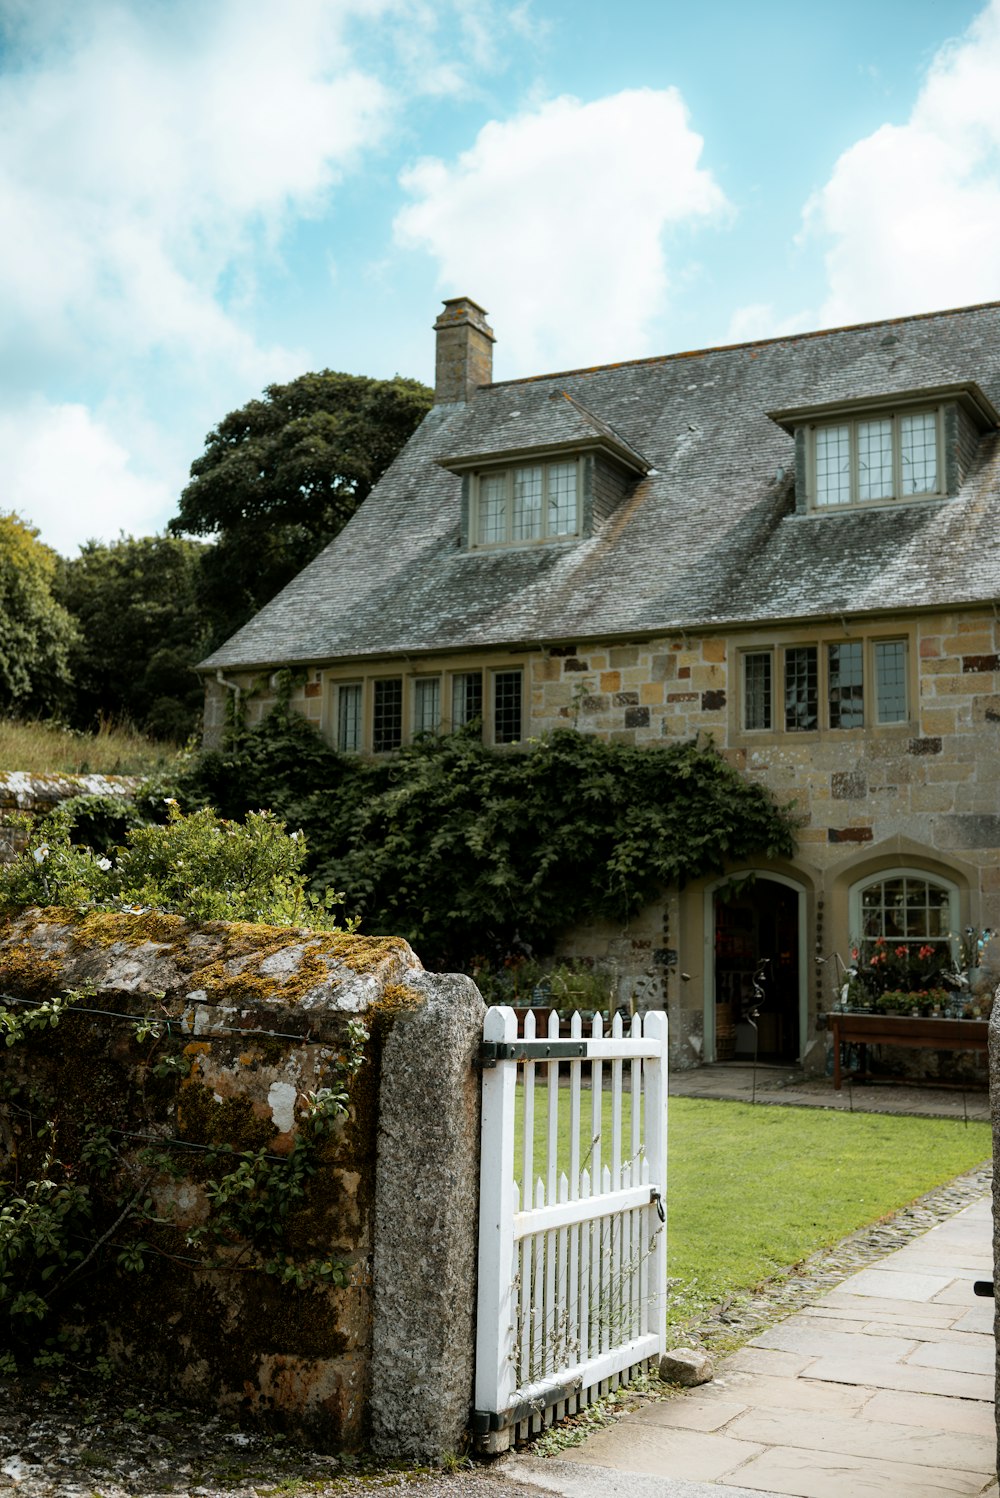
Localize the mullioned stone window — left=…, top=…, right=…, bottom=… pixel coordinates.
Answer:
left=740, top=635, right=909, bottom=734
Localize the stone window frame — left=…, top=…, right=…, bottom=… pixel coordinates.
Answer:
left=733, top=626, right=915, bottom=741
left=468, top=456, right=583, bottom=550
left=322, top=656, right=527, bottom=752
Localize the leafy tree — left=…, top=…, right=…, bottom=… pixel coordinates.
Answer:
left=183, top=709, right=797, bottom=970
left=55, top=534, right=210, bottom=741
left=169, top=371, right=433, bottom=644
left=0, top=513, right=77, bottom=718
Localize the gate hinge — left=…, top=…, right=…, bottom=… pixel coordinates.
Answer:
left=477, top=1039, right=589, bottom=1069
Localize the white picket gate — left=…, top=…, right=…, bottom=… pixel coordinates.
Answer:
left=473, top=1005, right=668, bottom=1451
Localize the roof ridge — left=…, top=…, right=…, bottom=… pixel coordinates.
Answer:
left=483, top=299, right=1000, bottom=389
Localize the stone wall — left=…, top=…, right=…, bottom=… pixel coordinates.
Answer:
left=0, top=909, right=484, bottom=1458
left=0, top=771, right=139, bottom=859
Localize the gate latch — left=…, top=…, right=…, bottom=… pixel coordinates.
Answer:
left=650, top=1189, right=665, bottom=1223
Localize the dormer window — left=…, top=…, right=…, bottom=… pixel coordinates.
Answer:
left=473, top=459, right=581, bottom=548
left=811, top=408, right=941, bottom=509
left=767, top=381, right=1000, bottom=517
left=438, top=388, right=651, bottom=553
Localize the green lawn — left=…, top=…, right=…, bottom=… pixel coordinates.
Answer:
left=514, top=1087, right=991, bottom=1329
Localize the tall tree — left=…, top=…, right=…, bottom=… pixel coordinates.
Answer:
left=169, top=370, right=432, bottom=645
left=56, top=535, right=209, bottom=741
left=0, top=513, right=77, bottom=718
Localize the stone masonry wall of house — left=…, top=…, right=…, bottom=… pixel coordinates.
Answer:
left=0, top=909, right=484, bottom=1458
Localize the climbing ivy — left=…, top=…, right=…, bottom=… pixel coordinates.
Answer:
left=183, top=707, right=798, bottom=969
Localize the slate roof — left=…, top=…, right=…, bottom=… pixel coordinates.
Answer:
left=201, top=301, right=1000, bottom=672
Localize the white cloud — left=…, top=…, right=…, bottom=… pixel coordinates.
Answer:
left=0, top=401, right=173, bottom=555
left=804, top=0, right=1000, bottom=327
left=0, top=0, right=394, bottom=382
left=394, top=88, right=728, bottom=374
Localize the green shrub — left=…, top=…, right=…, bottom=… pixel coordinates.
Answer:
left=0, top=800, right=341, bottom=928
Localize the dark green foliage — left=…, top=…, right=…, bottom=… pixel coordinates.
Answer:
left=0, top=513, right=77, bottom=717
left=55, top=535, right=210, bottom=741
left=169, top=371, right=432, bottom=645
left=183, top=711, right=797, bottom=970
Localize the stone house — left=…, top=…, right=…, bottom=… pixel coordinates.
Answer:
left=200, top=297, right=1000, bottom=1072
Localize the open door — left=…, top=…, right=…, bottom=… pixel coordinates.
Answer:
left=713, top=878, right=800, bottom=1063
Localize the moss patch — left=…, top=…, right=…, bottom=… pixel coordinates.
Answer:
left=0, top=944, right=67, bottom=999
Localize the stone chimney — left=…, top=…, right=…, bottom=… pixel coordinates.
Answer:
left=433, top=297, right=495, bottom=404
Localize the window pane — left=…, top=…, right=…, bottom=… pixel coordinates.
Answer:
left=493, top=669, right=523, bottom=744
left=815, top=424, right=851, bottom=506
left=512, top=465, right=542, bottom=541
left=784, top=646, right=818, bottom=730
left=900, top=412, right=938, bottom=495
left=478, top=473, right=507, bottom=544
left=743, top=652, right=772, bottom=730
left=413, top=678, right=440, bottom=735
left=857, top=418, right=894, bottom=501
left=372, top=678, right=402, bottom=752
left=828, top=641, right=863, bottom=728
left=452, top=671, right=483, bottom=729
left=337, top=683, right=362, bottom=752
left=546, top=461, right=578, bottom=536
left=875, top=640, right=907, bottom=722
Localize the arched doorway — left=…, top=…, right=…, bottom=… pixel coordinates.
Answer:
left=708, top=876, right=804, bottom=1063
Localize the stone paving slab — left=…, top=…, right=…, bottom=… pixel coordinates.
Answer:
left=724, top=1444, right=987, bottom=1497
left=839, top=1267, right=957, bottom=1300
left=799, top=1354, right=993, bottom=1400
left=508, top=1458, right=782, bottom=1498
left=557, top=1425, right=766, bottom=1483
left=862, top=1387, right=996, bottom=1435
left=723, top=1406, right=994, bottom=1472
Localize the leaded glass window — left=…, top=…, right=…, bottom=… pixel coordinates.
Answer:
left=493, top=669, right=523, bottom=744
left=452, top=671, right=483, bottom=729
left=810, top=408, right=941, bottom=509
left=859, top=875, right=953, bottom=946
left=784, top=647, right=818, bottom=731
left=743, top=652, right=772, bottom=731
left=337, top=683, right=362, bottom=753
left=512, top=465, right=543, bottom=541
left=413, top=677, right=440, bottom=736
left=875, top=640, right=907, bottom=723
left=815, top=424, right=851, bottom=507
left=474, top=461, right=579, bottom=546
left=828, top=642, right=864, bottom=729
left=900, top=411, right=939, bottom=495
left=372, top=678, right=403, bottom=753
left=857, top=419, right=894, bottom=501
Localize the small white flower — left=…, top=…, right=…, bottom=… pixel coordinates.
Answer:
left=290, top=831, right=300, bottom=842
left=32, top=846, right=49, bottom=864
left=97, top=857, right=112, bottom=871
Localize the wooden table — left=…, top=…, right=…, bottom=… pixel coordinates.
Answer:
left=828, top=1012, right=989, bottom=1090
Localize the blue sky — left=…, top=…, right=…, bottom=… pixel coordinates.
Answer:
left=2, top=0, right=997, bottom=554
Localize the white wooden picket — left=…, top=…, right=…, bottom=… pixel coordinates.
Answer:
left=474, top=1005, right=668, bottom=1451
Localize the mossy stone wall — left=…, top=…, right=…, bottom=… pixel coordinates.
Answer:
left=0, top=908, right=485, bottom=1458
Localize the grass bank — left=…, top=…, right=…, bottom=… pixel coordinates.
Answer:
left=0, top=718, right=184, bottom=777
